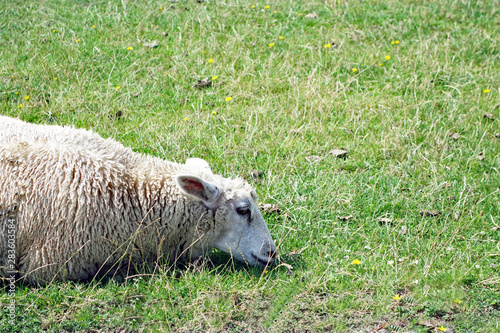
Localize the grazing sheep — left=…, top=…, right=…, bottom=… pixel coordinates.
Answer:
left=0, top=116, right=276, bottom=285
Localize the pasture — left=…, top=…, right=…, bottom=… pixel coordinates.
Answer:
left=0, top=0, right=499, bottom=331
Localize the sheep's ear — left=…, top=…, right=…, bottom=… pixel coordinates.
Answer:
left=186, top=158, right=212, bottom=174
left=176, top=175, right=220, bottom=205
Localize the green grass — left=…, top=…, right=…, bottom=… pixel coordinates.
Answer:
left=1, top=0, right=499, bottom=331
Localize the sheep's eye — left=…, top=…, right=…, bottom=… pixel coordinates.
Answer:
left=236, top=206, right=250, bottom=216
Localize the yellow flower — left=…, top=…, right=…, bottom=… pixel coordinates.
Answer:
left=324, top=44, right=331, bottom=48
left=391, top=41, right=395, bottom=45
left=183, top=117, right=189, bottom=121
left=385, top=55, right=390, bottom=60
left=265, top=270, right=269, bottom=273
left=208, top=58, right=214, bottom=63
left=438, top=326, right=447, bottom=332
left=92, top=25, right=96, bottom=28
left=279, top=36, right=284, bottom=39
left=379, top=63, right=383, bottom=66
left=53, top=29, right=57, bottom=33
left=251, top=5, right=256, bottom=8
left=24, top=95, right=29, bottom=100
left=483, top=89, right=490, bottom=93
left=159, top=7, right=163, bottom=10
left=298, top=13, right=302, bottom=16
left=76, top=39, right=80, bottom=43
left=351, top=259, right=361, bottom=265
left=54, top=77, right=57, bottom=80
left=395, top=40, right=399, bottom=44
left=392, top=294, right=401, bottom=301
left=352, top=68, right=357, bottom=73
left=127, top=47, right=133, bottom=50
left=212, top=76, right=218, bottom=80
left=265, top=5, right=270, bottom=9
left=273, top=11, right=277, bottom=14
left=18, top=104, right=23, bottom=108
left=454, top=299, right=462, bottom=304
left=225, top=96, right=232, bottom=102
left=212, top=111, right=217, bottom=115
left=15, top=92, right=19, bottom=95
left=269, top=43, right=275, bottom=47
left=115, top=86, right=120, bottom=90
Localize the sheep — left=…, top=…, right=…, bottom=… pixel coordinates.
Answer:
left=0, top=116, right=277, bottom=285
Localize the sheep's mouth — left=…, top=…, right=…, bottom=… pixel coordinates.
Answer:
left=251, top=253, right=274, bottom=267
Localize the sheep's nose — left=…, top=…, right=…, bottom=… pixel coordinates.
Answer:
left=263, top=247, right=278, bottom=260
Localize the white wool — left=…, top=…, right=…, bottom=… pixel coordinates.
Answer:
left=0, top=116, right=263, bottom=285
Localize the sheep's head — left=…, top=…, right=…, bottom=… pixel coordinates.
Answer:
left=176, top=159, right=277, bottom=268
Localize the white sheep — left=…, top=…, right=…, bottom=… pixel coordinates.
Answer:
left=0, top=116, right=277, bottom=285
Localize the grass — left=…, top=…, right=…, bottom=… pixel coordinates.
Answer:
left=0, top=0, right=499, bottom=331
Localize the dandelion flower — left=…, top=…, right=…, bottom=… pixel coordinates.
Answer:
left=18, top=104, right=23, bottom=108
left=351, top=259, right=361, bottom=265
left=352, top=68, right=357, bottom=73
left=273, top=11, right=277, bottom=14
left=54, top=77, right=57, bottom=80
left=53, top=29, right=57, bottom=33
left=391, top=41, right=395, bottom=45
left=324, top=43, right=331, bottom=48
left=251, top=5, right=256, bottom=8
left=24, top=95, right=29, bottom=100
left=279, top=36, right=284, bottom=39
left=212, top=111, right=217, bottom=115
left=212, top=75, right=218, bottom=80
left=265, top=270, right=269, bottom=273
left=127, top=47, right=133, bottom=50
left=385, top=55, right=390, bottom=60
left=76, top=39, right=80, bottom=43
left=438, top=326, right=447, bottom=332
left=392, top=294, right=401, bottom=301
left=159, top=7, right=163, bottom=10
left=483, top=89, right=490, bottom=93
left=269, top=43, right=275, bottom=47
left=183, top=117, right=189, bottom=121
left=395, top=40, right=399, bottom=44
left=115, top=86, right=120, bottom=90
left=265, top=5, right=270, bottom=9
left=298, top=13, right=302, bottom=16
left=454, top=299, right=462, bottom=304
left=92, top=25, right=96, bottom=28
left=15, top=92, right=19, bottom=95
left=208, top=58, right=214, bottom=63
left=225, top=96, right=232, bottom=102
left=379, top=63, right=383, bottom=66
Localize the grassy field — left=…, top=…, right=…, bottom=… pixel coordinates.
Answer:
left=1, top=0, right=499, bottom=331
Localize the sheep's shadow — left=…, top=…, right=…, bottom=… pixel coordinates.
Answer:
left=0, top=248, right=306, bottom=290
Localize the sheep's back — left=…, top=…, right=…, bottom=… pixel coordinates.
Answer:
left=0, top=116, right=141, bottom=167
